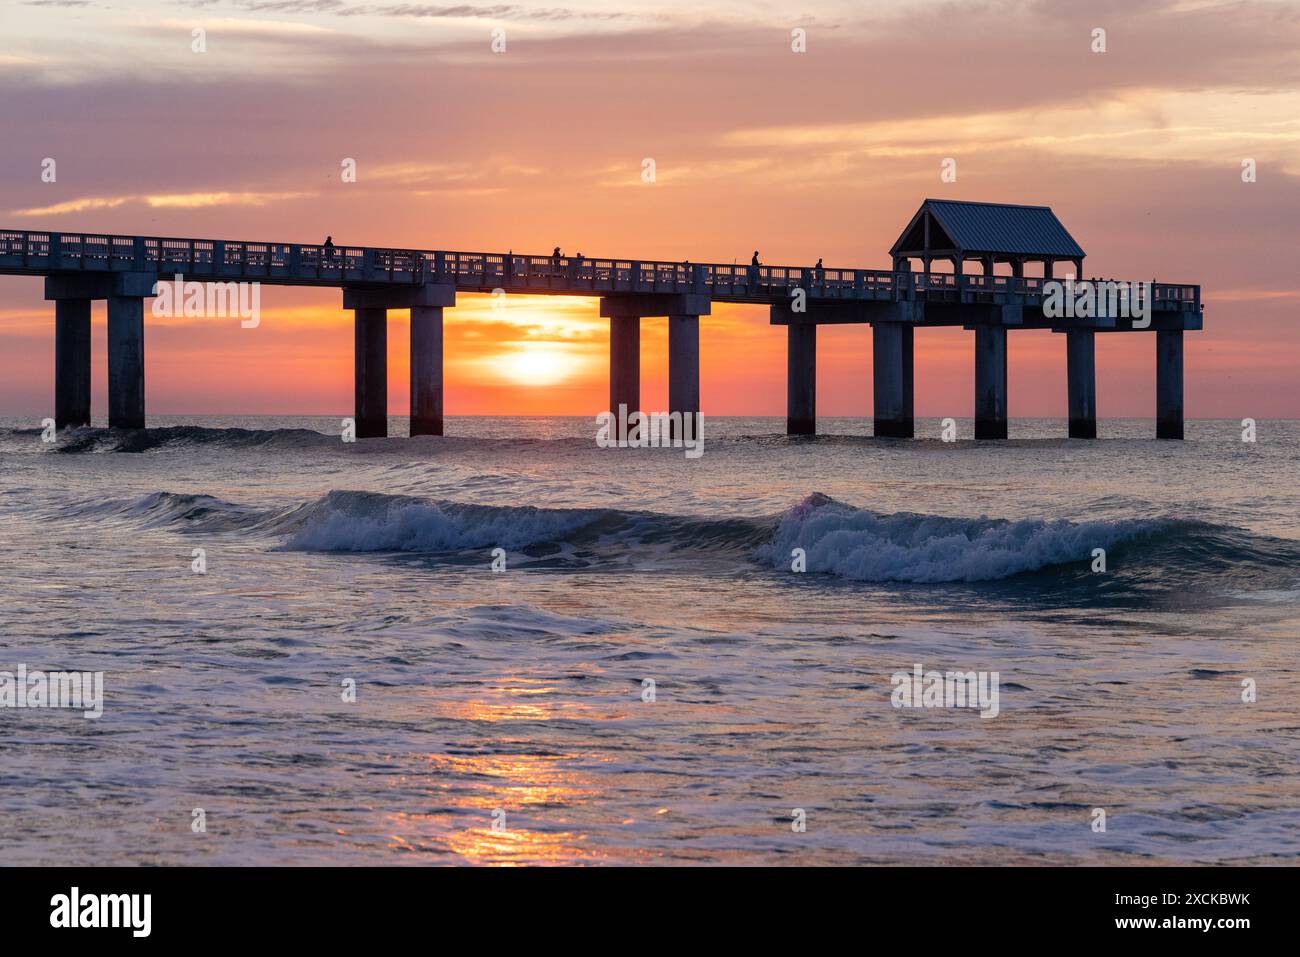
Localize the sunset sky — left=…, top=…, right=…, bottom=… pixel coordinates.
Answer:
left=1, top=0, right=1298, bottom=419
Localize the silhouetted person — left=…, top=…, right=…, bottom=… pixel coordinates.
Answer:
left=749, top=250, right=760, bottom=285
left=815, top=258, right=825, bottom=285
left=552, top=246, right=562, bottom=276
left=323, top=235, right=335, bottom=264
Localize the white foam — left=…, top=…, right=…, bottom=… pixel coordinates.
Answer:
left=760, top=494, right=1160, bottom=582
left=284, top=490, right=600, bottom=552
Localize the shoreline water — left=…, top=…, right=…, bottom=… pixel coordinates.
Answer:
left=0, top=415, right=1297, bottom=864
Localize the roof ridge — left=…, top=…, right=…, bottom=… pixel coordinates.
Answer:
left=923, top=198, right=1053, bottom=210
left=893, top=198, right=1086, bottom=258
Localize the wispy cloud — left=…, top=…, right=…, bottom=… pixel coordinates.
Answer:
left=367, top=159, right=542, bottom=185
left=343, top=2, right=627, bottom=20
left=182, top=0, right=628, bottom=21
left=10, top=190, right=313, bottom=217
left=146, top=190, right=314, bottom=208
left=147, top=15, right=340, bottom=36
left=722, top=90, right=1300, bottom=177
left=8, top=196, right=131, bottom=217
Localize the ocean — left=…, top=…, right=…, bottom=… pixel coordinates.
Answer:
left=1, top=414, right=1297, bottom=865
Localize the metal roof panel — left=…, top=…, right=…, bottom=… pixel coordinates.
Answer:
left=891, top=199, right=1085, bottom=258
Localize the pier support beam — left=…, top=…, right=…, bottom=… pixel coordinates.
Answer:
left=46, top=272, right=153, bottom=430
left=54, top=298, right=92, bottom=429
left=410, top=305, right=443, bottom=436
left=667, top=313, right=700, bottom=438
left=609, top=315, right=640, bottom=417
left=344, top=283, right=454, bottom=439
left=1066, top=329, right=1097, bottom=439
left=787, top=322, right=816, bottom=435
left=1156, top=328, right=1184, bottom=440
left=873, top=322, right=914, bottom=437
left=600, top=294, right=709, bottom=421
left=353, top=307, right=387, bottom=438
left=974, top=325, right=1007, bottom=440
left=107, top=296, right=145, bottom=429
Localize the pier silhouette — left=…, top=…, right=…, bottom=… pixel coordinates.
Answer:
left=0, top=200, right=1201, bottom=439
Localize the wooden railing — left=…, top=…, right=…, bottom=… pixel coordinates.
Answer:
left=0, top=228, right=1200, bottom=309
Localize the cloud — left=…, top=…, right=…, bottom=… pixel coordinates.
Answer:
left=343, top=3, right=628, bottom=21
left=367, top=159, right=542, bottom=185
left=147, top=15, right=340, bottom=36
left=146, top=190, right=314, bottom=208
left=9, top=190, right=313, bottom=217
left=721, top=90, right=1300, bottom=178
left=179, top=0, right=628, bottom=21
left=184, top=0, right=348, bottom=11
left=8, top=196, right=131, bottom=217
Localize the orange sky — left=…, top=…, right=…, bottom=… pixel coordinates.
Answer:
left=1, top=0, right=1297, bottom=419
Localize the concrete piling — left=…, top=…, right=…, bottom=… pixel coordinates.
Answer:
left=1066, top=329, right=1097, bottom=439
left=107, top=296, right=145, bottom=429
left=410, top=305, right=443, bottom=436
left=353, top=307, right=387, bottom=438
left=668, top=313, right=700, bottom=439
left=54, top=298, right=92, bottom=429
left=873, top=322, right=914, bottom=438
left=787, top=322, right=816, bottom=435
left=974, top=324, right=1008, bottom=440
left=1156, top=328, right=1184, bottom=440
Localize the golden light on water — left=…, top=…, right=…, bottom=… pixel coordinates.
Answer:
left=368, top=675, right=656, bottom=863
left=442, top=824, right=600, bottom=866
left=426, top=678, right=635, bottom=725
left=380, top=750, right=606, bottom=864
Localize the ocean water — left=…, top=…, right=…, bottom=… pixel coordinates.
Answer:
left=1, top=414, right=1298, bottom=865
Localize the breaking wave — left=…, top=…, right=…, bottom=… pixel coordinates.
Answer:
left=59, top=489, right=1300, bottom=585
left=756, top=492, right=1165, bottom=582
left=285, top=490, right=613, bottom=552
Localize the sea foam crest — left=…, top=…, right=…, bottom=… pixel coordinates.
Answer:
left=284, top=490, right=603, bottom=552
left=760, top=493, right=1159, bottom=582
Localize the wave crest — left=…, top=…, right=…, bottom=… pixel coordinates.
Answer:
left=283, top=490, right=610, bottom=552
left=758, top=493, right=1166, bottom=582
left=58, top=488, right=1298, bottom=590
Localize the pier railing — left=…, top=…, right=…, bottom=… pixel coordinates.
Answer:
left=0, top=228, right=1200, bottom=311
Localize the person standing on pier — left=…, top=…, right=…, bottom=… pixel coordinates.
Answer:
left=749, top=250, right=761, bottom=286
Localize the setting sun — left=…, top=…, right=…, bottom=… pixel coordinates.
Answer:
left=496, top=344, right=580, bottom=386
